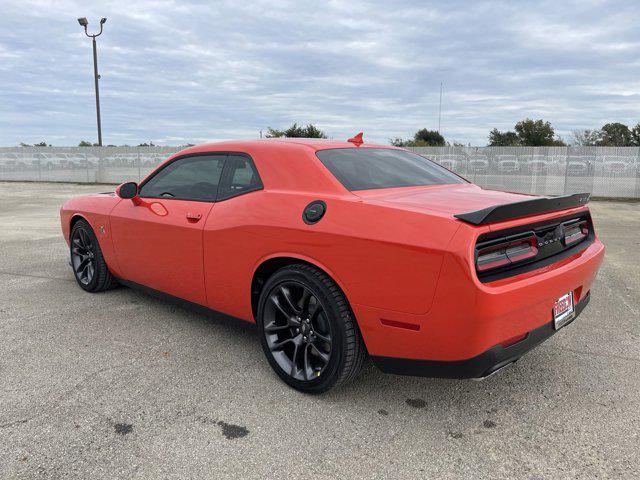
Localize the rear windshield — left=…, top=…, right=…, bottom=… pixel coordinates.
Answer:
left=316, top=148, right=465, bottom=191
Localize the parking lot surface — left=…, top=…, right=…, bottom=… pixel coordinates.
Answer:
left=1, top=182, right=638, bottom=479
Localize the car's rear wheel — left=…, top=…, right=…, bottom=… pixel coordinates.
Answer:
left=257, top=264, right=366, bottom=393
left=70, top=219, right=118, bottom=292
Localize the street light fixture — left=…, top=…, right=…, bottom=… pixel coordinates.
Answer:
left=77, top=17, right=107, bottom=146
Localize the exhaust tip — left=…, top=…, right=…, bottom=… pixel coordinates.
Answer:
left=473, top=361, right=516, bottom=381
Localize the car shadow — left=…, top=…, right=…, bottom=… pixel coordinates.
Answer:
left=116, top=281, right=568, bottom=417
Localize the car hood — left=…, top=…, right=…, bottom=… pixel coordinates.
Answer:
left=353, top=183, right=537, bottom=217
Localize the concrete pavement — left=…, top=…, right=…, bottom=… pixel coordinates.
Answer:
left=0, top=182, right=638, bottom=479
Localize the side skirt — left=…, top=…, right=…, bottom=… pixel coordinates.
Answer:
left=117, top=278, right=256, bottom=331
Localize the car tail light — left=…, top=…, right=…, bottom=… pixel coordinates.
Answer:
left=476, top=235, right=538, bottom=272
left=563, top=220, right=588, bottom=246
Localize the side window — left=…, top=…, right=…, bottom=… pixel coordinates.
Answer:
left=217, top=154, right=262, bottom=200
left=139, top=155, right=225, bottom=201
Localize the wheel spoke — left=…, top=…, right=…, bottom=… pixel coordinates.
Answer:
left=270, top=294, right=294, bottom=319
left=269, top=337, right=294, bottom=352
left=264, top=320, right=291, bottom=333
left=75, top=257, right=90, bottom=274
left=303, top=343, right=312, bottom=380
left=290, top=342, right=299, bottom=376
left=300, top=290, right=312, bottom=316
left=280, top=286, right=300, bottom=315
left=309, top=302, right=322, bottom=322
left=72, top=238, right=86, bottom=253
left=80, top=263, right=90, bottom=281
left=313, top=331, right=331, bottom=345
left=310, top=343, right=330, bottom=364
left=80, top=229, right=92, bottom=250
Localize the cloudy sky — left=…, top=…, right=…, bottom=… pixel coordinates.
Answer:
left=0, top=0, right=638, bottom=146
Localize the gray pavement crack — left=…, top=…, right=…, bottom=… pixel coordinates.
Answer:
left=0, top=270, right=74, bottom=282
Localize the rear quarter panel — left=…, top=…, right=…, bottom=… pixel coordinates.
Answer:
left=202, top=190, right=460, bottom=321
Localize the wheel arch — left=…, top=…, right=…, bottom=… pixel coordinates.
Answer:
left=70, top=213, right=89, bottom=230
left=250, top=254, right=351, bottom=322
left=68, top=212, right=123, bottom=279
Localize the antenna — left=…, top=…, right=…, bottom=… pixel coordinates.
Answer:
left=438, top=81, right=443, bottom=133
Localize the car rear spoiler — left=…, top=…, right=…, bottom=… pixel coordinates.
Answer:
left=454, top=193, right=591, bottom=226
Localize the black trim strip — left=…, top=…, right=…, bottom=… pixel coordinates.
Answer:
left=117, top=278, right=256, bottom=331
left=137, top=151, right=264, bottom=203
left=372, top=292, right=590, bottom=379
left=454, top=193, right=591, bottom=225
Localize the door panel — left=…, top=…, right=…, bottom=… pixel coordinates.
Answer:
left=110, top=198, right=214, bottom=305
left=203, top=154, right=264, bottom=317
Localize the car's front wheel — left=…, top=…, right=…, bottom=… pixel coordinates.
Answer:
left=257, top=264, right=367, bottom=393
left=70, top=219, right=118, bottom=292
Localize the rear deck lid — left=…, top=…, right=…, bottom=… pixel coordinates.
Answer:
left=353, top=184, right=537, bottom=217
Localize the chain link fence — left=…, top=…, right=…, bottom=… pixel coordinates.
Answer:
left=0, top=146, right=180, bottom=184
left=1, top=146, right=639, bottom=198
left=408, top=146, right=640, bottom=199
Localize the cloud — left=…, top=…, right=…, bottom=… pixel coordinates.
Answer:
left=0, top=0, right=638, bottom=146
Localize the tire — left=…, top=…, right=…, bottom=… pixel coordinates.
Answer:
left=70, top=219, right=119, bottom=292
left=257, top=264, right=367, bottom=393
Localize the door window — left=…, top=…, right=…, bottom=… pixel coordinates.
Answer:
left=217, top=154, right=263, bottom=200
left=139, top=154, right=225, bottom=201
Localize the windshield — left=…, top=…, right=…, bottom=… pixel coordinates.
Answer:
left=316, top=148, right=465, bottom=191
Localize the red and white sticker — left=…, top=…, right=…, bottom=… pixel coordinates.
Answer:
left=553, top=292, right=575, bottom=330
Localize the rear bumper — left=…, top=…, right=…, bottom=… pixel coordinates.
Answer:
left=372, top=291, right=590, bottom=379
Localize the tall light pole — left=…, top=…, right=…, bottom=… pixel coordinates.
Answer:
left=77, top=17, right=106, bottom=146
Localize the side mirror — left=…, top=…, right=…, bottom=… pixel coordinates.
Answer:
left=116, top=182, right=138, bottom=200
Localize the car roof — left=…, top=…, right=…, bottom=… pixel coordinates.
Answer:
left=173, top=138, right=401, bottom=157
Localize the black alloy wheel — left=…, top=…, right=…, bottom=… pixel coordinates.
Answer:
left=263, top=281, right=333, bottom=381
left=69, top=219, right=118, bottom=292
left=257, top=264, right=367, bottom=393
left=71, top=226, right=96, bottom=286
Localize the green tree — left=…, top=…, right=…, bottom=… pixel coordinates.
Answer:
left=34, top=141, right=49, bottom=147
left=597, top=122, right=633, bottom=146
left=78, top=140, right=98, bottom=147
left=514, top=118, right=565, bottom=146
left=265, top=123, right=327, bottom=138
left=488, top=128, right=519, bottom=146
left=413, top=128, right=445, bottom=146
left=137, top=141, right=156, bottom=147
left=302, top=124, right=327, bottom=139
left=389, top=129, right=446, bottom=147
left=631, top=123, right=640, bottom=146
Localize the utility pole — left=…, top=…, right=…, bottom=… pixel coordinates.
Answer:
left=78, top=17, right=107, bottom=146
left=438, top=81, right=443, bottom=133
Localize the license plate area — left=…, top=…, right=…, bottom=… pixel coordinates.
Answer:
left=553, top=292, right=575, bottom=330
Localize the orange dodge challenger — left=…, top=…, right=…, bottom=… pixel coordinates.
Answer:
left=60, top=135, right=604, bottom=393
